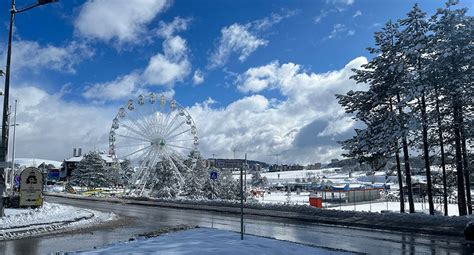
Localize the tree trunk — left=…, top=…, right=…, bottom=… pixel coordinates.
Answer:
left=390, top=98, right=405, bottom=213
left=460, top=108, right=471, bottom=214
left=395, top=150, right=405, bottom=213
left=421, top=93, right=434, bottom=215
left=435, top=87, right=448, bottom=216
left=397, top=93, right=415, bottom=213
left=453, top=101, right=467, bottom=216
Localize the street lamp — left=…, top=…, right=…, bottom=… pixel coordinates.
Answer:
left=0, top=0, right=58, bottom=217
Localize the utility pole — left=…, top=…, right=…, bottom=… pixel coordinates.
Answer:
left=9, top=100, right=17, bottom=193
left=244, top=153, right=247, bottom=194
left=240, top=157, right=244, bottom=240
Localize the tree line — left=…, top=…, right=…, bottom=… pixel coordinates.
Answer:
left=337, top=0, right=473, bottom=216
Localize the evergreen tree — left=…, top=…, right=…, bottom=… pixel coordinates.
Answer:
left=71, top=151, right=110, bottom=188
left=149, top=159, right=184, bottom=198
left=119, top=159, right=134, bottom=186
left=430, top=0, right=473, bottom=215
left=251, top=170, right=267, bottom=188
left=398, top=4, right=435, bottom=215
left=184, top=157, right=208, bottom=199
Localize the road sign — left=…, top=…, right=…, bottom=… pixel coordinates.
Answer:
left=19, top=167, right=43, bottom=207
left=210, top=171, right=218, bottom=180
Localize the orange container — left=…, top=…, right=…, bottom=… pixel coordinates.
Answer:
left=309, top=197, right=323, bottom=208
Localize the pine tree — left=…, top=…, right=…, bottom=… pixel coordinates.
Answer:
left=184, top=157, right=208, bottom=199
left=251, top=170, right=267, bottom=188
left=119, top=159, right=134, bottom=186
left=430, top=0, right=473, bottom=215
left=398, top=4, right=435, bottom=215
left=149, top=159, right=184, bottom=198
left=71, top=151, right=110, bottom=188
left=339, top=20, right=415, bottom=213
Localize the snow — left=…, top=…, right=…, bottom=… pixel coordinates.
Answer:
left=77, top=228, right=349, bottom=255
left=327, top=201, right=461, bottom=216
left=1, top=202, right=116, bottom=240
left=14, top=158, right=62, bottom=168
left=261, top=168, right=340, bottom=183
left=254, top=191, right=311, bottom=205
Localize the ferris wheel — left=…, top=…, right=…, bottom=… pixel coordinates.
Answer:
left=109, top=93, right=199, bottom=195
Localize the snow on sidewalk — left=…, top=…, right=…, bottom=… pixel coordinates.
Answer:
left=77, top=228, right=350, bottom=255
left=1, top=202, right=116, bottom=240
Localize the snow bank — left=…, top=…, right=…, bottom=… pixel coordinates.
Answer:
left=77, top=228, right=349, bottom=255
left=0, top=202, right=116, bottom=240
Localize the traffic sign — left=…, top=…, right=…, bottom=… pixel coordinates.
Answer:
left=210, top=171, right=218, bottom=180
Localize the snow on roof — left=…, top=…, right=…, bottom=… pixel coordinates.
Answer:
left=65, top=153, right=115, bottom=163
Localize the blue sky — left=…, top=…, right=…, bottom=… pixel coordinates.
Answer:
left=0, top=0, right=472, bottom=163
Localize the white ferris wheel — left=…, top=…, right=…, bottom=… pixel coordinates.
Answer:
left=109, top=93, right=199, bottom=195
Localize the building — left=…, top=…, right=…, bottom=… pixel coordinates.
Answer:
left=207, top=158, right=268, bottom=171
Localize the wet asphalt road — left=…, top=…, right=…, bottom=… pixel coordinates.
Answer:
left=1, top=196, right=473, bottom=255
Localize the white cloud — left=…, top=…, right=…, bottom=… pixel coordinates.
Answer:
left=193, top=70, right=204, bottom=85
left=10, top=86, right=115, bottom=160
left=252, top=11, right=297, bottom=30
left=326, top=0, right=354, bottom=5
left=237, top=61, right=299, bottom=93
left=156, top=17, right=190, bottom=38
left=1, top=40, right=92, bottom=74
left=189, top=57, right=369, bottom=164
left=75, top=0, right=168, bottom=44
left=208, top=11, right=295, bottom=69
left=314, top=10, right=330, bottom=24
left=353, top=10, right=362, bottom=18
left=143, top=35, right=191, bottom=86
left=208, top=23, right=268, bottom=68
left=327, top=24, right=354, bottom=39
left=83, top=73, right=141, bottom=101
left=83, top=25, right=192, bottom=101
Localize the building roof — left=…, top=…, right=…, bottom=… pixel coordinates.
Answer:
left=65, top=153, right=115, bottom=163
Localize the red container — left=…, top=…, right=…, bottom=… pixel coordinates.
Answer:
left=309, top=197, right=323, bottom=208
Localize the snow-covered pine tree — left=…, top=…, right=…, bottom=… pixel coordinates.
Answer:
left=430, top=0, right=473, bottom=215
left=72, top=151, right=110, bottom=188
left=251, top=169, right=267, bottom=188
left=338, top=20, right=416, bottom=213
left=119, top=159, right=134, bottom=187
left=215, top=169, right=239, bottom=200
left=184, top=156, right=208, bottom=199
left=202, top=168, right=239, bottom=200
left=398, top=3, right=435, bottom=215
left=149, top=159, right=184, bottom=198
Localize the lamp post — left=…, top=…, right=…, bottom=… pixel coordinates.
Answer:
left=0, top=0, right=57, bottom=217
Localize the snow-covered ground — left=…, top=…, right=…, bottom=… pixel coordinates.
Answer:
left=77, top=228, right=350, bottom=255
left=1, top=202, right=116, bottom=240
left=327, top=201, right=460, bottom=216
left=254, top=191, right=312, bottom=205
